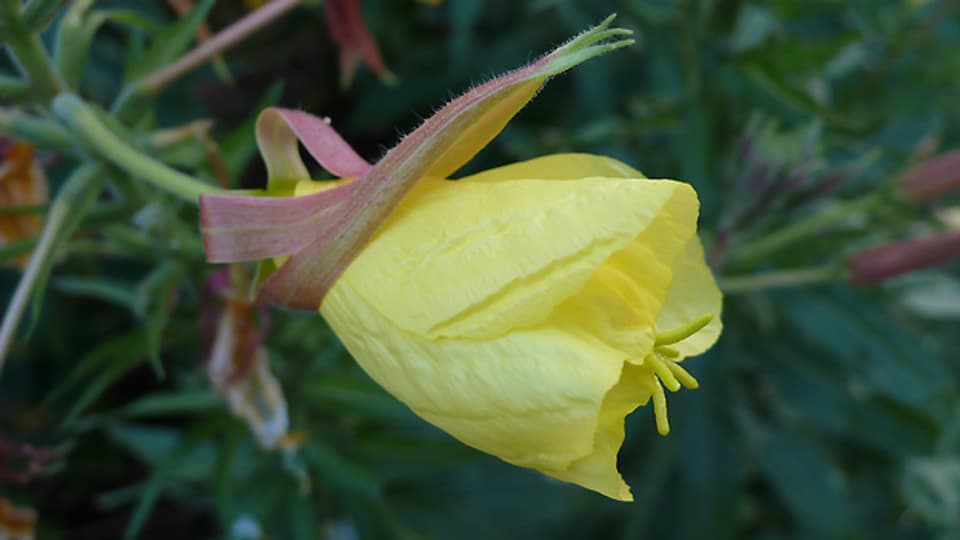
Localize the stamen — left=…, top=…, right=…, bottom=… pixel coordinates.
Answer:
left=666, top=361, right=699, bottom=390
left=645, top=354, right=681, bottom=392
left=655, top=345, right=679, bottom=358
left=650, top=374, right=670, bottom=436
left=655, top=313, right=713, bottom=346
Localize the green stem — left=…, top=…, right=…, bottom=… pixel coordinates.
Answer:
left=0, top=203, right=47, bottom=216
left=0, top=73, right=28, bottom=100
left=729, top=193, right=885, bottom=267
left=0, top=0, right=64, bottom=101
left=143, top=0, right=302, bottom=93
left=718, top=265, right=842, bottom=295
left=112, top=0, right=302, bottom=120
left=53, top=94, right=220, bottom=203
left=0, top=107, right=75, bottom=152
left=20, top=0, right=68, bottom=31
left=0, top=164, right=103, bottom=376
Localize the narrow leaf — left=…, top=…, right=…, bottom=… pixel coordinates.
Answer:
left=125, top=0, right=215, bottom=82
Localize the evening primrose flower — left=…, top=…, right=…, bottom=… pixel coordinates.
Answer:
left=200, top=17, right=723, bottom=500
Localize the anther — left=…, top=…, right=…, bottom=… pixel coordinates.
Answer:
left=650, top=374, right=670, bottom=436
left=666, top=361, right=699, bottom=390
left=655, top=345, right=679, bottom=358
left=646, top=354, right=681, bottom=392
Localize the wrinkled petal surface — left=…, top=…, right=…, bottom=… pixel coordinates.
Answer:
left=300, top=172, right=697, bottom=340
left=312, top=157, right=708, bottom=500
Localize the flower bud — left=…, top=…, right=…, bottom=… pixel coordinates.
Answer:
left=325, top=0, right=393, bottom=87
left=847, top=231, right=960, bottom=284
left=899, top=150, right=960, bottom=203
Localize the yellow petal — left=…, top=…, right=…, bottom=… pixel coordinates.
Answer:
left=655, top=236, right=723, bottom=357
left=457, top=152, right=645, bottom=182
left=321, top=280, right=645, bottom=500
left=327, top=175, right=698, bottom=340
left=427, top=80, right=543, bottom=179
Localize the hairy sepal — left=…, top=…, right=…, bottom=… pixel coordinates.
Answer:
left=201, top=15, right=634, bottom=310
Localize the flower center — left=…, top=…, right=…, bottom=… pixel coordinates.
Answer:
left=640, top=313, right=713, bottom=436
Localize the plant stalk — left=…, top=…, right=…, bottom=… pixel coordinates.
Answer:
left=729, top=193, right=885, bottom=267
left=143, top=0, right=302, bottom=92
left=0, top=107, right=76, bottom=152
left=53, top=94, right=220, bottom=203
left=718, top=266, right=842, bottom=294
left=0, top=0, right=64, bottom=100
left=0, top=164, right=103, bottom=376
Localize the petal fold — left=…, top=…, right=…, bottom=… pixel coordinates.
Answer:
left=333, top=174, right=698, bottom=340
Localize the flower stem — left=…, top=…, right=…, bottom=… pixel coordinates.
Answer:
left=718, top=265, right=842, bottom=295
left=729, top=193, right=886, bottom=267
left=0, top=74, right=28, bottom=100
left=0, top=0, right=64, bottom=101
left=0, top=164, right=103, bottom=376
left=53, top=94, right=220, bottom=203
left=143, top=0, right=302, bottom=93
left=0, top=106, right=75, bottom=152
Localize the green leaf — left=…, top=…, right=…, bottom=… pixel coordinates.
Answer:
left=21, top=0, right=68, bottom=31
left=0, top=74, right=28, bottom=100
left=750, top=423, right=852, bottom=535
left=118, top=420, right=218, bottom=539
left=54, top=0, right=96, bottom=89
left=220, top=82, right=285, bottom=183
left=124, top=0, right=215, bottom=83
left=302, top=374, right=414, bottom=423
left=303, top=443, right=382, bottom=499
left=50, top=329, right=149, bottom=426
left=114, top=390, right=220, bottom=419
left=24, top=165, right=105, bottom=338
left=0, top=237, right=38, bottom=264
left=54, top=276, right=137, bottom=310
left=134, top=260, right=184, bottom=378
left=54, top=4, right=164, bottom=90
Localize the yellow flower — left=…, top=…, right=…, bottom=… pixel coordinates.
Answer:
left=200, top=17, right=722, bottom=501
left=293, top=153, right=722, bottom=501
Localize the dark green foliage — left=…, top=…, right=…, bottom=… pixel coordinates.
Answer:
left=2, top=0, right=960, bottom=538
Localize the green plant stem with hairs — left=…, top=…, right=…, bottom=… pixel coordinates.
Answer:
left=0, top=0, right=64, bottom=100
left=718, top=265, right=843, bottom=294
left=53, top=94, right=220, bottom=203
left=728, top=192, right=888, bottom=267
left=0, top=164, right=103, bottom=372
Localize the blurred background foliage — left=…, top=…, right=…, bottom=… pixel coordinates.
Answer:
left=2, top=0, right=960, bottom=538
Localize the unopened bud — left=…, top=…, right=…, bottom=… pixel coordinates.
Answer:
left=899, top=150, right=960, bottom=203
left=848, top=231, right=960, bottom=284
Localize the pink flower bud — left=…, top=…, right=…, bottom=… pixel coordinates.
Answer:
left=899, top=150, right=960, bottom=203
left=325, top=0, right=392, bottom=87
left=847, top=230, right=960, bottom=283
